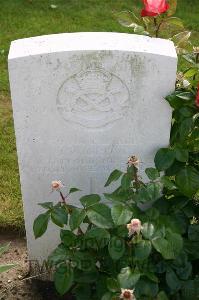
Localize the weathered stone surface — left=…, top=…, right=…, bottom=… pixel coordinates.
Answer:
left=8, top=32, right=177, bottom=262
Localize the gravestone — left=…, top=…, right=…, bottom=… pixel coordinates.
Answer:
left=8, top=32, right=177, bottom=262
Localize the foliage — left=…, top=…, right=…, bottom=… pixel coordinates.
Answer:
left=0, top=243, right=16, bottom=273
left=32, top=1, right=199, bottom=299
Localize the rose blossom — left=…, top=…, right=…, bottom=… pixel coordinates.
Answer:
left=127, top=156, right=140, bottom=169
left=51, top=180, right=63, bottom=191
left=195, top=83, right=199, bottom=108
left=141, top=0, right=169, bottom=17
left=120, top=288, right=136, bottom=300
left=127, top=219, right=142, bottom=236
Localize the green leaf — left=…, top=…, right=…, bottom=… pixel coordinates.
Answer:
left=85, top=227, right=110, bottom=249
left=134, top=240, right=152, bottom=260
left=137, top=183, right=161, bottom=203
left=69, top=187, right=81, bottom=194
left=48, top=245, right=71, bottom=266
left=69, top=208, right=86, bottom=231
left=60, top=230, right=76, bottom=247
left=54, top=266, right=74, bottom=295
left=184, top=67, right=198, bottom=78
left=157, top=291, right=169, bottom=300
left=141, top=223, right=155, bottom=240
left=179, top=118, right=193, bottom=140
left=164, top=16, right=183, bottom=27
left=161, top=176, right=176, bottom=190
left=176, top=166, right=199, bottom=197
left=107, top=278, right=120, bottom=292
left=0, top=264, right=16, bottom=273
left=176, top=92, right=193, bottom=101
left=87, top=203, right=113, bottom=229
left=51, top=207, right=68, bottom=227
left=118, top=267, right=140, bottom=289
left=175, top=147, right=189, bottom=162
left=0, top=243, right=10, bottom=256
left=154, top=148, right=175, bottom=171
left=188, top=224, right=199, bottom=241
left=80, top=194, right=100, bottom=208
left=145, top=168, right=160, bottom=180
left=166, top=269, right=181, bottom=292
left=121, top=173, right=132, bottom=190
left=38, top=202, right=53, bottom=209
left=111, top=204, right=132, bottom=226
left=116, top=10, right=141, bottom=28
left=135, top=278, right=158, bottom=297
left=33, top=212, right=50, bottom=239
left=101, top=292, right=113, bottom=300
left=104, top=169, right=123, bottom=187
left=108, top=236, right=125, bottom=260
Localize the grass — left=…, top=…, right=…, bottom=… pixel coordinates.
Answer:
left=0, top=0, right=198, bottom=230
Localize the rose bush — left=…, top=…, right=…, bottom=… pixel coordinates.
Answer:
left=33, top=0, right=199, bottom=299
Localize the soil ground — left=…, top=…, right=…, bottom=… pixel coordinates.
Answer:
left=0, top=232, right=75, bottom=300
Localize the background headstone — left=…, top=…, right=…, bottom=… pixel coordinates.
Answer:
left=8, top=32, right=177, bottom=262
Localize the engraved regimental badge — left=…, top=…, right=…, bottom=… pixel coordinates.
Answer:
left=57, top=68, right=130, bottom=128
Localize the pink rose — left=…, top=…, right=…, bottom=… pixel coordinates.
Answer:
left=51, top=180, right=63, bottom=191
left=127, top=219, right=142, bottom=236
left=141, top=0, right=169, bottom=17
left=120, top=289, right=136, bottom=300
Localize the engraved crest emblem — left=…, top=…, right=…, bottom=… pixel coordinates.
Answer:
left=56, top=68, right=130, bottom=128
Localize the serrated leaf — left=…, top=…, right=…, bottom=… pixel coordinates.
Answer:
left=87, top=203, right=114, bottom=229
left=80, top=194, right=100, bottom=208
left=54, top=266, right=74, bottom=295
left=176, top=166, right=199, bottom=197
left=118, top=267, right=140, bottom=289
left=154, top=148, right=175, bottom=171
left=121, top=173, right=132, bottom=190
left=69, top=208, right=86, bottom=231
left=104, top=169, right=123, bottom=187
left=108, top=236, right=125, bottom=260
left=38, top=202, right=53, bottom=209
left=111, top=204, right=132, bottom=226
left=134, top=240, right=152, bottom=260
left=33, top=212, right=50, bottom=239
left=116, top=10, right=141, bottom=28
left=69, top=187, right=81, bottom=194
left=142, top=223, right=155, bottom=240
left=145, top=168, right=160, bottom=180
left=51, top=207, right=68, bottom=227
left=175, top=147, right=189, bottom=162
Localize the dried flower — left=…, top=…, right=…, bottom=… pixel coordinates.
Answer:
left=141, top=0, right=169, bottom=17
left=51, top=180, right=63, bottom=191
left=127, top=156, right=139, bottom=169
left=127, top=219, right=142, bottom=236
left=120, top=288, right=136, bottom=300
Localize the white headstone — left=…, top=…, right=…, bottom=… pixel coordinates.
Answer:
left=8, top=32, right=177, bottom=262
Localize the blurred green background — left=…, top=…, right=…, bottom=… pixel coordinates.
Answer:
left=0, top=0, right=198, bottom=230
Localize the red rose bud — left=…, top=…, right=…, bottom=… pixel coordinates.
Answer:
left=196, top=83, right=199, bottom=108
left=141, top=0, right=169, bottom=17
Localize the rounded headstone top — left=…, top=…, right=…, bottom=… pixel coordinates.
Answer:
left=8, top=32, right=177, bottom=60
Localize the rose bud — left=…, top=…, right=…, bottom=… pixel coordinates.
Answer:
left=51, top=180, right=63, bottom=191
left=141, top=0, right=169, bottom=17
left=120, top=288, right=136, bottom=300
left=127, top=219, right=142, bottom=236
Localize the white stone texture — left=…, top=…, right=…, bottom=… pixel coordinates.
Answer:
left=8, top=32, right=177, bottom=262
